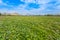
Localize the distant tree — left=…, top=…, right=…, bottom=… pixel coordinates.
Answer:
left=0, top=13, right=2, bottom=16
left=45, top=14, right=53, bottom=16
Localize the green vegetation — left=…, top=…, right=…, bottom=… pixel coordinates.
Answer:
left=0, top=16, right=60, bottom=40
left=0, top=13, right=2, bottom=16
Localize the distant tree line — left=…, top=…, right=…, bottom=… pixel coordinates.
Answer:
left=0, top=12, right=19, bottom=16
left=0, top=12, right=60, bottom=16
left=44, top=14, right=60, bottom=16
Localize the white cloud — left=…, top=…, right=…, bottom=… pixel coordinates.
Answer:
left=0, top=0, right=3, bottom=3
left=37, top=0, right=51, bottom=4
left=0, top=0, right=7, bottom=6
left=21, top=0, right=51, bottom=4
left=21, top=0, right=36, bottom=3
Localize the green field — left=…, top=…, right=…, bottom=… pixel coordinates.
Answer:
left=0, top=16, right=60, bottom=40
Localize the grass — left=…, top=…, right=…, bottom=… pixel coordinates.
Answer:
left=0, top=16, right=60, bottom=40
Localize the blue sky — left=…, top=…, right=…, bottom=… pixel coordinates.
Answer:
left=0, top=0, right=60, bottom=15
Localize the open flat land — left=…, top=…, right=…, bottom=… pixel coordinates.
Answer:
left=0, top=16, right=60, bottom=40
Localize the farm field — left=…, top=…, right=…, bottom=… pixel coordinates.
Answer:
left=0, top=16, right=60, bottom=40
